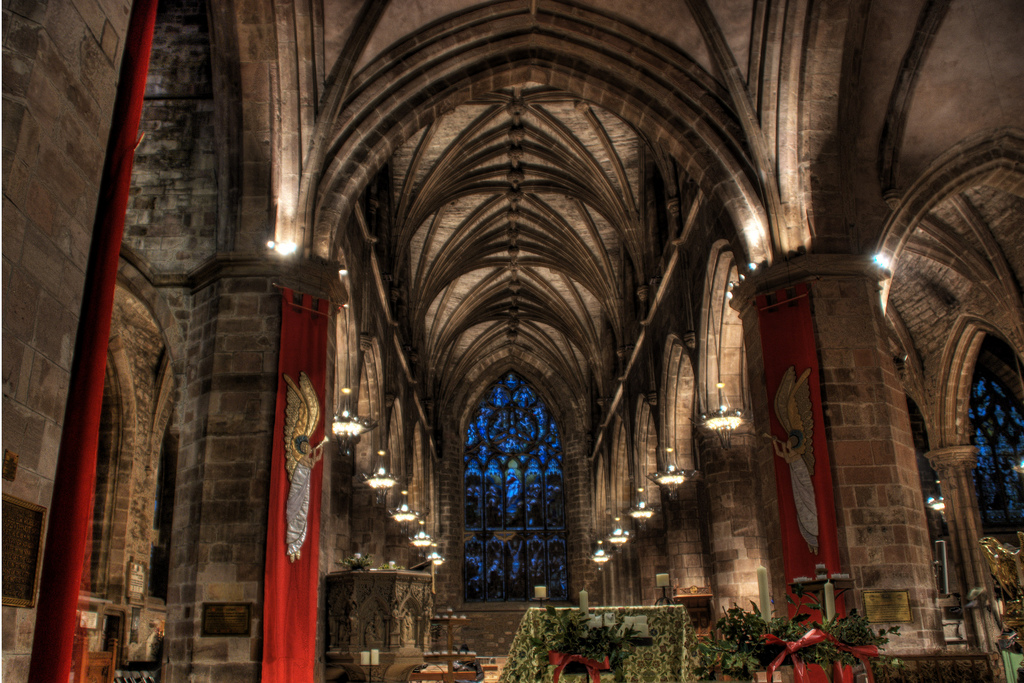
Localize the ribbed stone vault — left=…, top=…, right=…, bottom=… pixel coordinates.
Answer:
left=389, top=84, right=654, bottom=402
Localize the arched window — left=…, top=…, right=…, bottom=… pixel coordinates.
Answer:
left=969, top=371, right=1024, bottom=529
left=464, top=373, right=567, bottom=602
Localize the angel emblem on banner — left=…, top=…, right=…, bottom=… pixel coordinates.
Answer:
left=283, top=371, right=327, bottom=562
left=764, top=366, right=819, bottom=555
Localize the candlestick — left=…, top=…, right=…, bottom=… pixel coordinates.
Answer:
left=579, top=589, right=588, bottom=613
left=360, top=651, right=370, bottom=666
left=534, top=585, right=547, bottom=599
left=824, top=581, right=835, bottom=621
left=757, top=566, right=770, bottom=617
left=656, top=573, right=670, bottom=587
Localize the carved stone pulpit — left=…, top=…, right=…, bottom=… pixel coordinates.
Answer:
left=325, top=569, right=434, bottom=682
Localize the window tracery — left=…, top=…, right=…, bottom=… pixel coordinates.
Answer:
left=464, top=373, right=567, bottom=602
left=969, top=371, right=1024, bottom=528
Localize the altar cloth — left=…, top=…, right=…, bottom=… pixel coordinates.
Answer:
left=498, top=605, right=697, bottom=683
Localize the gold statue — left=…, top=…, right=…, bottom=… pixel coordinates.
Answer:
left=764, top=366, right=819, bottom=554
left=980, top=532, right=1024, bottom=629
left=283, top=371, right=325, bottom=562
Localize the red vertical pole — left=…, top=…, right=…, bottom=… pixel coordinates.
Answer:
left=28, top=1, right=159, bottom=680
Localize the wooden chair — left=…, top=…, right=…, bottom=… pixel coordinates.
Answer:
left=73, top=633, right=119, bottom=683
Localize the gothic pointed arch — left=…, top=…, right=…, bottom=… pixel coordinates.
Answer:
left=463, top=372, right=568, bottom=602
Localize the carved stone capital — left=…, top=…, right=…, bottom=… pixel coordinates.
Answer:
left=925, top=445, right=979, bottom=474
left=359, top=333, right=374, bottom=352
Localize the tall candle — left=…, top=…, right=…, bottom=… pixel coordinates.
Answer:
left=360, top=651, right=370, bottom=666
left=656, top=573, right=670, bottom=588
left=370, top=649, right=380, bottom=666
left=757, top=566, right=770, bottom=617
left=579, top=589, right=589, bottom=613
left=534, top=585, right=547, bottom=599
left=824, top=581, right=835, bottom=621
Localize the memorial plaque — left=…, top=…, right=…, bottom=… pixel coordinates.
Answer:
left=202, top=602, right=252, bottom=636
left=863, top=590, right=913, bottom=623
left=128, top=561, right=146, bottom=601
left=2, top=494, right=46, bottom=607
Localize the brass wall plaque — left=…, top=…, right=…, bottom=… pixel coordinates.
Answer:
left=201, top=602, right=252, bottom=637
left=2, top=494, right=46, bottom=607
left=863, top=590, right=913, bottom=623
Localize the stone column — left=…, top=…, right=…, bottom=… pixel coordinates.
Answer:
left=732, top=255, right=943, bottom=651
left=700, top=435, right=768, bottom=614
left=926, top=445, right=999, bottom=650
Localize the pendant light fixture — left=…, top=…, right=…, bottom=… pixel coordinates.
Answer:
left=332, top=302, right=377, bottom=441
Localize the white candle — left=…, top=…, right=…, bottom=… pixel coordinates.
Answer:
left=360, top=651, right=370, bottom=666
left=656, top=573, right=670, bottom=588
left=757, top=566, right=771, bottom=617
left=370, top=649, right=380, bottom=666
left=534, top=585, right=547, bottom=599
left=579, top=589, right=588, bottom=612
left=824, top=581, right=835, bottom=621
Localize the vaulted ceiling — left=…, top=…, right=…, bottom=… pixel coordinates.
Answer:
left=387, top=84, right=653, bottom=401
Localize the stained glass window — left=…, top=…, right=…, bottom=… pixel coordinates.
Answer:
left=969, top=371, right=1024, bottom=529
left=465, top=373, right=568, bottom=602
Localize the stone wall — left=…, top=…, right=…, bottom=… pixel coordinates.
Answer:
left=2, top=1, right=132, bottom=680
left=125, top=0, right=216, bottom=273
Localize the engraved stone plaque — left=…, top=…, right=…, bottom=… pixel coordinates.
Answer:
left=201, top=602, right=252, bottom=637
left=2, top=494, right=46, bottom=607
left=863, top=590, right=913, bottom=623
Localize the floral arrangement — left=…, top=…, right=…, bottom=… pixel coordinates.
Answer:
left=695, top=589, right=899, bottom=682
left=527, top=606, right=639, bottom=682
left=341, top=553, right=375, bottom=570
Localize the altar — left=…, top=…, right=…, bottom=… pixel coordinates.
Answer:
left=498, top=605, right=697, bottom=683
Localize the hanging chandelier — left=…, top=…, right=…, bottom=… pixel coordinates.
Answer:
left=362, top=450, right=398, bottom=504
left=363, top=465, right=398, bottom=490
left=333, top=304, right=377, bottom=441
left=591, top=541, right=610, bottom=564
left=389, top=491, right=420, bottom=523
left=627, top=499, right=654, bottom=521
left=648, top=464, right=689, bottom=488
left=332, top=408, right=377, bottom=439
left=411, top=528, right=433, bottom=548
left=701, top=383, right=742, bottom=449
left=607, top=525, right=630, bottom=546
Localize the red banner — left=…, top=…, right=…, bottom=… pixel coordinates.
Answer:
left=262, top=290, right=329, bottom=682
left=28, top=1, right=159, bottom=680
left=756, top=284, right=845, bottom=619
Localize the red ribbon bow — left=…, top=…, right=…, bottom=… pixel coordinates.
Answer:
left=761, top=630, right=880, bottom=683
left=548, top=651, right=610, bottom=683
left=763, top=629, right=828, bottom=682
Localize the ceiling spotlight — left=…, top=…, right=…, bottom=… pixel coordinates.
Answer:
left=873, top=253, right=891, bottom=270
left=268, top=240, right=298, bottom=256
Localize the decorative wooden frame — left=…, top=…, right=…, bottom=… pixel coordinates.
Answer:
left=2, top=493, right=47, bottom=607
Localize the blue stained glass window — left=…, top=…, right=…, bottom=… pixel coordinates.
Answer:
left=464, top=373, right=568, bottom=601
left=969, top=371, right=1024, bottom=529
